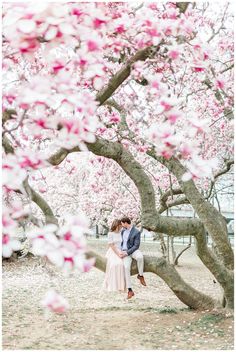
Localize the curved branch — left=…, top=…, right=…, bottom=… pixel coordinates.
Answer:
left=176, top=2, right=191, bottom=13
left=23, top=178, right=58, bottom=225
left=87, top=138, right=157, bottom=223
left=214, top=159, right=234, bottom=179
left=174, top=244, right=191, bottom=266
left=2, top=135, right=14, bottom=153
left=86, top=249, right=217, bottom=310
left=47, top=137, right=204, bottom=236
left=158, top=196, right=190, bottom=214
left=206, top=159, right=234, bottom=200
left=160, top=188, right=183, bottom=202
left=3, top=136, right=58, bottom=226
left=48, top=146, right=80, bottom=165
left=195, top=231, right=234, bottom=309
left=2, top=109, right=17, bottom=125
left=96, top=45, right=162, bottom=106
left=220, top=63, right=234, bottom=74
left=158, top=187, right=188, bottom=213
left=148, top=149, right=234, bottom=270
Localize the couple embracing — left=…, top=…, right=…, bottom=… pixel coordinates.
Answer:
left=104, top=217, right=146, bottom=299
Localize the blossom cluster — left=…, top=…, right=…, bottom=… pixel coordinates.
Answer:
left=2, top=201, right=29, bottom=258
left=3, top=149, right=49, bottom=191
left=27, top=212, right=95, bottom=273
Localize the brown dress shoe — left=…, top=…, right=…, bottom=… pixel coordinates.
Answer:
left=137, top=274, right=147, bottom=286
left=127, top=290, right=135, bottom=299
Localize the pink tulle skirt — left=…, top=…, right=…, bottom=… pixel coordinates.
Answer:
left=103, top=248, right=126, bottom=292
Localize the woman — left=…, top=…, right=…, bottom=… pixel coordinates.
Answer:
left=103, top=219, right=126, bottom=291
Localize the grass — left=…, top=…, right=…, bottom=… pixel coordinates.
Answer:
left=159, top=306, right=178, bottom=314
left=72, top=305, right=186, bottom=314
left=193, top=313, right=225, bottom=326
left=183, top=312, right=226, bottom=336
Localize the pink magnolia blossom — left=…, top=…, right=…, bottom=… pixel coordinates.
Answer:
left=166, top=109, right=183, bottom=124
left=2, top=207, right=21, bottom=258
left=215, top=78, right=225, bottom=90
left=193, top=65, right=205, bottom=72
left=168, top=48, right=180, bottom=60
left=41, top=289, right=69, bottom=314
left=108, top=112, right=121, bottom=124
left=182, top=156, right=219, bottom=181
left=27, top=224, right=60, bottom=257
left=179, top=140, right=199, bottom=159
left=188, top=117, right=210, bottom=135
left=160, top=97, right=181, bottom=112
left=2, top=234, right=21, bottom=258
left=2, top=154, right=27, bottom=190
left=27, top=211, right=93, bottom=273
left=83, top=257, right=96, bottom=272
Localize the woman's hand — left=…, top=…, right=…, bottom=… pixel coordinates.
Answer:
left=119, top=251, right=128, bottom=258
left=116, top=249, right=122, bottom=256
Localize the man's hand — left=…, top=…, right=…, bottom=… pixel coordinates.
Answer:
left=119, top=251, right=128, bottom=258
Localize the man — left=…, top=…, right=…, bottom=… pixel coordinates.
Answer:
left=119, top=217, right=146, bottom=299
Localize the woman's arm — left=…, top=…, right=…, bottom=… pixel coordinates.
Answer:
left=107, top=232, right=121, bottom=256
left=109, top=243, right=122, bottom=256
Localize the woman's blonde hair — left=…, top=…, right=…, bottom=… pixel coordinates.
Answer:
left=110, top=219, right=121, bottom=232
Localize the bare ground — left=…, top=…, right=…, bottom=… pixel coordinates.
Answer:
left=2, top=239, right=234, bottom=350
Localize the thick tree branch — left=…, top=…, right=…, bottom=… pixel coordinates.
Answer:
left=176, top=2, right=191, bottom=13
left=96, top=45, right=163, bottom=106
left=158, top=187, right=189, bottom=213
left=3, top=136, right=58, bottom=226
left=46, top=136, right=205, bottom=237
left=2, top=109, right=17, bottom=125
left=48, top=146, right=80, bottom=165
left=86, top=249, right=217, bottom=310
left=2, top=134, right=14, bottom=153
left=147, top=149, right=234, bottom=271
left=195, top=231, right=234, bottom=308
left=22, top=177, right=58, bottom=225
left=158, top=196, right=190, bottom=214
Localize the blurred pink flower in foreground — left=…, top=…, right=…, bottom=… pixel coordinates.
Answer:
left=2, top=205, right=23, bottom=258
left=27, top=211, right=94, bottom=273
left=2, top=234, right=21, bottom=258
left=41, top=289, right=69, bottom=314
left=182, top=156, right=219, bottom=181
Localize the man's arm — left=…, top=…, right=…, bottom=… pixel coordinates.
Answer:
left=127, top=231, right=141, bottom=255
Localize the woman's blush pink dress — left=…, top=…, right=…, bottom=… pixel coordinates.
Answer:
left=103, top=231, right=126, bottom=291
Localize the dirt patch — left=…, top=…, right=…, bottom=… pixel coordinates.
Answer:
left=2, top=240, right=234, bottom=350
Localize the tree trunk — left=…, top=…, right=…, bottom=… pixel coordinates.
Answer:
left=159, top=156, right=234, bottom=271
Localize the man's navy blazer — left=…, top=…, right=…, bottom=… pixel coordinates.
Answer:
left=121, top=226, right=141, bottom=255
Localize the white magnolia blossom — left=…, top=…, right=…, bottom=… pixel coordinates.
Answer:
left=182, top=156, right=219, bottom=181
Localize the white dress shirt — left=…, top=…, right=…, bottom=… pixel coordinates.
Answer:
left=121, top=228, right=131, bottom=251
